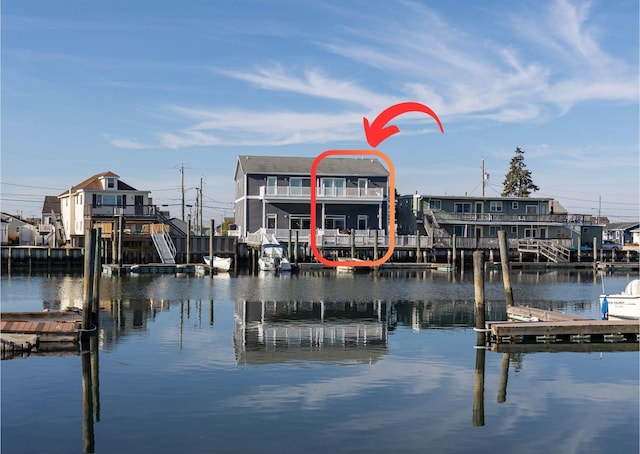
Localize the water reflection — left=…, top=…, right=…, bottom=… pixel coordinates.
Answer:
left=233, top=300, right=389, bottom=365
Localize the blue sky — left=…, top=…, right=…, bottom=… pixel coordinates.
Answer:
left=2, top=0, right=638, bottom=223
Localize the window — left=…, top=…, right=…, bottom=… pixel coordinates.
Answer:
left=266, top=176, right=277, bottom=195
left=489, top=226, right=500, bottom=237
left=489, top=201, right=503, bottom=212
left=266, top=214, right=276, bottom=229
left=357, top=215, right=368, bottom=230
left=454, top=203, right=471, bottom=213
left=96, top=195, right=123, bottom=206
left=524, top=228, right=537, bottom=238
left=106, top=177, right=115, bottom=189
left=512, top=202, right=519, bottom=210
left=321, top=178, right=345, bottom=197
left=358, top=179, right=368, bottom=196
left=429, top=200, right=441, bottom=210
left=290, top=216, right=310, bottom=229
left=525, top=205, right=538, bottom=215
left=453, top=225, right=467, bottom=237
left=324, top=216, right=345, bottom=230
left=511, top=226, right=517, bottom=234
left=289, top=177, right=310, bottom=196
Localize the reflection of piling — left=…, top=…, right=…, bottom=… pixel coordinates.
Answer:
left=498, top=231, right=514, bottom=306
left=473, top=345, right=486, bottom=427
left=209, top=300, right=214, bottom=326
left=498, top=353, right=509, bottom=403
left=81, top=349, right=95, bottom=453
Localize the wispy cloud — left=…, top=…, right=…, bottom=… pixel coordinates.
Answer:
left=106, top=0, right=637, bottom=150
left=103, top=134, right=148, bottom=149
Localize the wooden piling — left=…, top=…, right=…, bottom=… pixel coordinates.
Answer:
left=498, top=230, right=514, bottom=307
left=82, top=229, right=97, bottom=340
left=415, top=230, right=421, bottom=263
left=452, top=234, right=457, bottom=269
left=374, top=230, right=379, bottom=260
left=186, top=218, right=191, bottom=264
left=294, top=231, right=299, bottom=264
left=473, top=250, right=485, bottom=331
left=350, top=229, right=355, bottom=259
left=92, top=228, right=101, bottom=329
left=209, top=219, right=214, bottom=259
left=117, top=215, right=124, bottom=267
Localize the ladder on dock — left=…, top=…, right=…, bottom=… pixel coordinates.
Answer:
left=151, top=224, right=176, bottom=264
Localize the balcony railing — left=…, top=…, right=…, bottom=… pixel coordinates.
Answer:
left=245, top=228, right=574, bottom=251
left=431, top=212, right=577, bottom=224
left=259, top=186, right=384, bottom=200
left=84, top=204, right=158, bottom=218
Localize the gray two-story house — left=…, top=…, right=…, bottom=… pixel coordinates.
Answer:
left=234, top=155, right=390, bottom=242
left=397, top=194, right=603, bottom=253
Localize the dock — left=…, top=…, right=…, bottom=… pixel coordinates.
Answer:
left=485, top=306, right=639, bottom=344
left=1, top=311, right=83, bottom=359
left=102, top=263, right=215, bottom=275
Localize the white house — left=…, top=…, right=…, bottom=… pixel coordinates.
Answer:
left=58, top=171, right=153, bottom=247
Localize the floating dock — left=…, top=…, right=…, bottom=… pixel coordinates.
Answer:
left=1, top=311, right=83, bottom=359
left=485, top=306, right=639, bottom=344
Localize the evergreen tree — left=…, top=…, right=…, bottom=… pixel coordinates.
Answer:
left=501, top=147, right=540, bottom=197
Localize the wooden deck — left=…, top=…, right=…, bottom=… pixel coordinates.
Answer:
left=1, top=312, right=83, bottom=358
left=485, top=306, right=639, bottom=344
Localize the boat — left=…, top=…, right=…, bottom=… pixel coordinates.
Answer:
left=203, top=255, right=232, bottom=272
left=600, top=279, right=640, bottom=320
left=258, top=234, right=292, bottom=272
left=335, top=257, right=371, bottom=273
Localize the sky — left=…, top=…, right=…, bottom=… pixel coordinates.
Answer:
left=2, top=0, right=639, bottom=224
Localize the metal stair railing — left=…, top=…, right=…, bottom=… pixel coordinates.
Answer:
left=151, top=224, right=176, bottom=264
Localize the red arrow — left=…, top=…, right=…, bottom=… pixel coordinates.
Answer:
left=363, top=101, right=444, bottom=147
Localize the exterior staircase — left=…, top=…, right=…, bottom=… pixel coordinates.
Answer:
left=517, top=239, right=571, bottom=263
left=151, top=224, right=177, bottom=264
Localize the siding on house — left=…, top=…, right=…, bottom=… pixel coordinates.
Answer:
left=234, top=155, right=390, bottom=239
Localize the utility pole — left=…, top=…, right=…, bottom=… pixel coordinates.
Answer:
left=180, top=165, right=185, bottom=222
left=199, top=177, right=204, bottom=236
left=480, top=159, right=490, bottom=197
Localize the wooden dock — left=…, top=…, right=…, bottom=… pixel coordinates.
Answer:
left=485, top=306, right=639, bottom=344
left=1, top=311, right=83, bottom=358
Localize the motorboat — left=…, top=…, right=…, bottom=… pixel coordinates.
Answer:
left=335, top=257, right=371, bottom=273
left=203, top=255, right=232, bottom=272
left=600, top=279, right=640, bottom=319
left=258, top=235, right=292, bottom=272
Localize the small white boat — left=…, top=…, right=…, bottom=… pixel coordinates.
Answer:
left=258, top=234, right=291, bottom=272
left=600, top=279, right=640, bottom=320
left=335, top=257, right=371, bottom=273
left=203, top=255, right=232, bottom=272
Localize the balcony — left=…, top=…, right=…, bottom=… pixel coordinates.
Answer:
left=84, top=204, right=158, bottom=218
left=259, top=185, right=384, bottom=201
left=431, top=212, right=572, bottom=225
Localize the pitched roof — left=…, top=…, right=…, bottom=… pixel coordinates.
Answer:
left=235, top=155, right=389, bottom=177
left=42, top=196, right=61, bottom=215
left=58, top=171, right=138, bottom=196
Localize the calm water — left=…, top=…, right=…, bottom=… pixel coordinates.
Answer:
left=1, top=269, right=638, bottom=453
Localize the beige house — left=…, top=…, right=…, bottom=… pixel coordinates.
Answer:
left=58, top=171, right=154, bottom=247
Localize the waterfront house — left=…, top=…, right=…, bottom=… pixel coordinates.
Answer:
left=602, top=222, right=640, bottom=247
left=54, top=171, right=193, bottom=264
left=233, top=155, right=390, bottom=243
left=0, top=212, right=36, bottom=246
left=397, top=194, right=604, bottom=261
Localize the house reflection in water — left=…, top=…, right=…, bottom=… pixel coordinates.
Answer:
left=99, top=299, right=171, bottom=351
left=233, top=300, right=391, bottom=365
